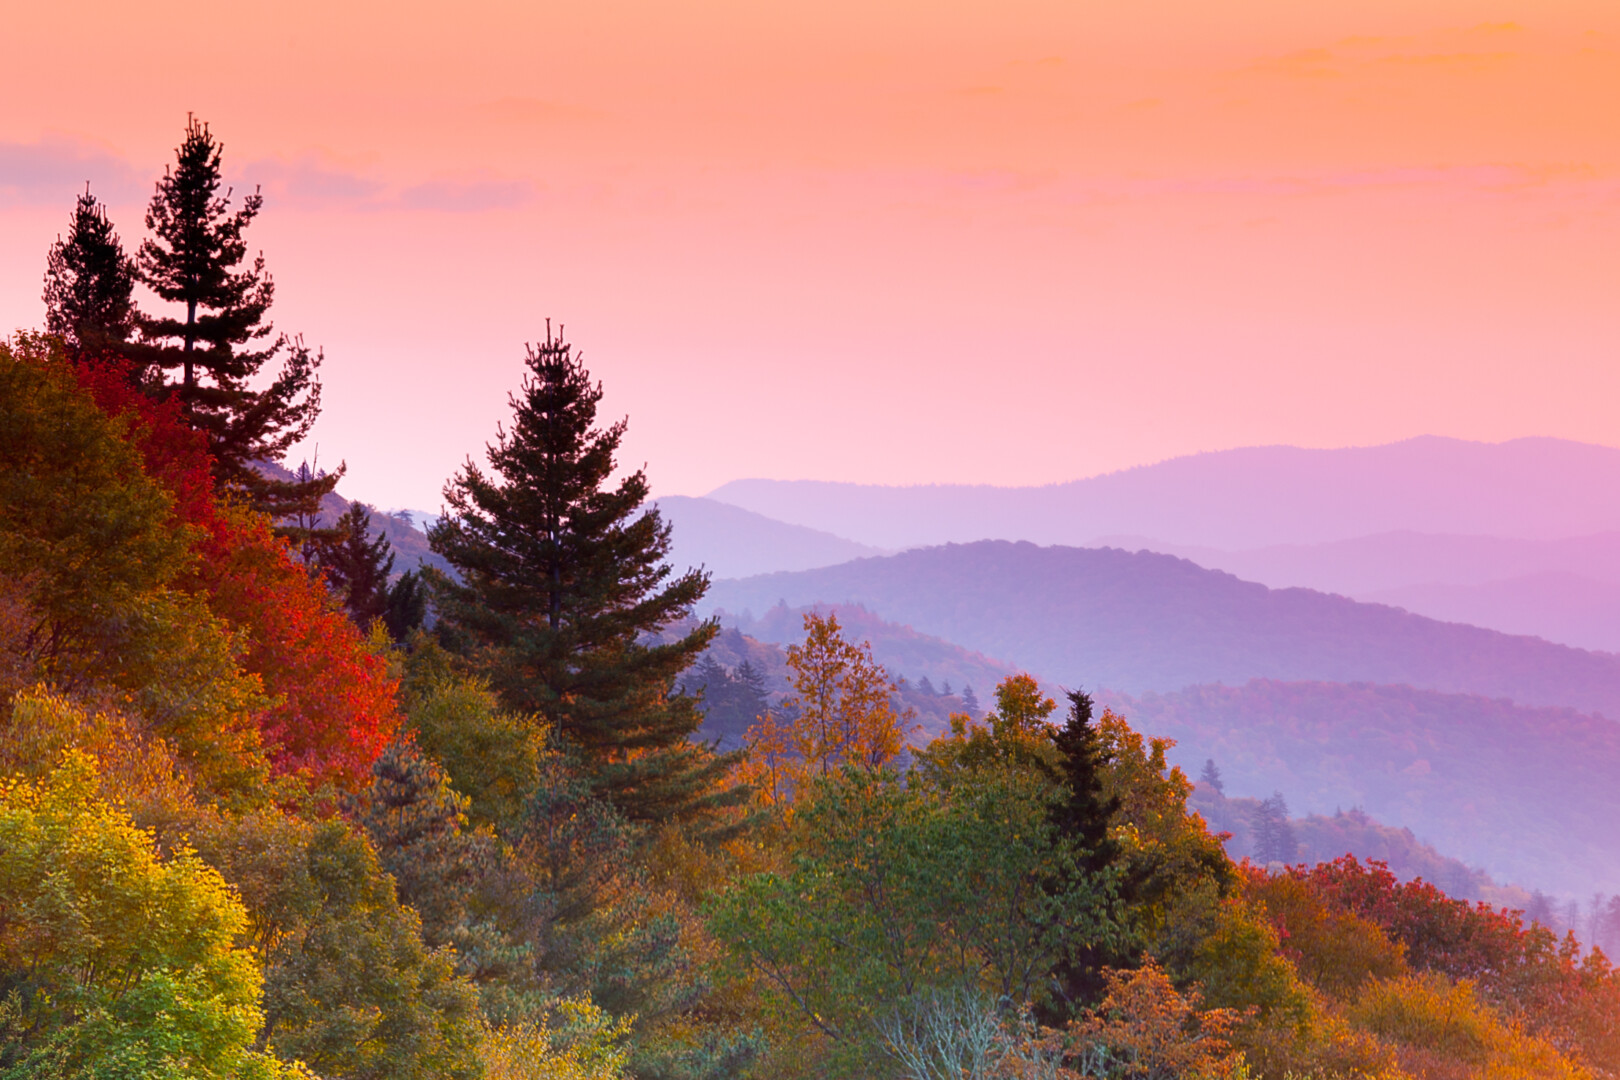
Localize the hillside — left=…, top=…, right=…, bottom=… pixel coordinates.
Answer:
left=1109, top=680, right=1620, bottom=896
left=652, top=495, right=883, bottom=579
left=1187, top=786, right=1533, bottom=912
left=707, top=436, right=1620, bottom=550
left=703, top=540, right=1620, bottom=716
left=1117, top=530, right=1620, bottom=652
left=1129, top=530, right=1620, bottom=597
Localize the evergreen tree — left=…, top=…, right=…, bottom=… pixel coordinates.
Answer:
left=1251, top=791, right=1298, bottom=865
left=1199, top=758, right=1226, bottom=796
left=1048, top=689, right=1121, bottom=874
left=1044, top=689, right=1125, bottom=1013
left=317, top=502, right=394, bottom=629
left=42, top=186, right=139, bottom=361
left=429, top=325, right=740, bottom=825
left=961, top=683, right=980, bottom=716
left=384, top=570, right=428, bottom=642
left=136, top=116, right=335, bottom=517
left=357, top=741, right=492, bottom=950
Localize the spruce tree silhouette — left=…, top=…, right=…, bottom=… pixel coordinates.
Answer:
left=137, top=115, right=335, bottom=517
left=43, top=185, right=140, bottom=363
left=430, top=324, right=745, bottom=826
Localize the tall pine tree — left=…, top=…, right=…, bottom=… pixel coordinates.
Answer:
left=136, top=116, right=335, bottom=517
left=429, top=325, right=741, bottom=825
left=1044, top=688, right=1126, bottom=1013
left=42, top=186, right=140, bottom=361
left=318, top=503, right=395, bottom=629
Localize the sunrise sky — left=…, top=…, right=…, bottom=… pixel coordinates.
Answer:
left=3, top=1, right=1617, bottom=511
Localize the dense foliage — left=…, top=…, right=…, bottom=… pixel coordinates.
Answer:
left=3, top=120, right=1616, bottom=1079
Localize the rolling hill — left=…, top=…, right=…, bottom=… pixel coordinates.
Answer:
left=703, top=540, right=1620, bottom=715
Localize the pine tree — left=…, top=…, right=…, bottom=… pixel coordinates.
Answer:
left=1044, top=688, right=1126, bottom=1013
left=42, top=186, right=139, bottom=361
left=384, top=571, right=428, bottom=643
left=429, top=325, right=741, bottom=825
left=136, top=116, right=335, bottom=517
left=961, top=683, right=980, bottom=716
left=357, top=741, right=492, bottom=949
left=1251, top=791, right=1298, bottom=865
left=317, top=503, right=394, bottom=629
left=1199, top=758, right=1226, bottom=796
left=1048, top=689, right=1121, bottom=874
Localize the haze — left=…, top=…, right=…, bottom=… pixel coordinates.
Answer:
left=3, top=1, right=1618, bottom=510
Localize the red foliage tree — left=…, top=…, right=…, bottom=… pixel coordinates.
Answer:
left=72, top=357, right=397, bottom=785
left=1287, top=856, right=1620, bottom=1073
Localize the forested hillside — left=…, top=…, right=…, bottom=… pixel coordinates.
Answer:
left=705, top=540, right=1620, bottom=713
left=1108, top=679, right=1620, bottom=896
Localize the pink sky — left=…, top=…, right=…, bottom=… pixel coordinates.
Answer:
left=3, top=1, right=1618, bottom=512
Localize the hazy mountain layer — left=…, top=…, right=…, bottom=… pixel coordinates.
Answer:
left=703, top=540, right=1620, bottom=715
left=1106, top=531, right=1620, bottom=653
left=1108, top=680, right=1620, bottom=896
left=707, top=436, right=1620, bottom=550
left=652, top=495, right=882, bottom=579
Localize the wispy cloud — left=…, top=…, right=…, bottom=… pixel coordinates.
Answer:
left=398, top=177, right=536, bottom=212
left=241, top=156, right=387, bottom=209
left=0, top=136, right=145, bottom=207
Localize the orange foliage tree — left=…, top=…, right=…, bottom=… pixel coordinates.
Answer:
left=739, top=611, right=916, bottom=804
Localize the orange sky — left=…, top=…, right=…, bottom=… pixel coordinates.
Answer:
left=3, top=1, right=1618, bottom=511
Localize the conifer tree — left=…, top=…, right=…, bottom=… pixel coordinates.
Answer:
left=1252, top=791, right=1298, bottom=865
left=1044, top=688, right=1126, bottom=1013
left=384, top=570, right=428, bottom=642
left=1049, top=689, right=1121, bottom=874
left=318, top=503, right=394, bottom=629
left=1199, top=758, right=1226, bottom=796
left=357, top=741, right=492, bottom=950
left=136, top=116, right=335, bottom=517
left=42, top=186, right=139, bottom=361
left=429, top=325, right=740, bottom=825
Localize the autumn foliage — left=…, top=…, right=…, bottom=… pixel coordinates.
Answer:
left=72, top=355, right=397, bottom=784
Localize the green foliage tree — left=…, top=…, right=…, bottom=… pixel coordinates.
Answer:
left=135, top=116, right=334, bottom=517
left=194, top=812, right=484, bottom=1080
left=0, top=340, right=271, bottom=793
left=709, top=764, right=1121, bottom=1075
left=428, top=325, right=735, bottom=824
left=401, top=649, right=544, bottom=833
left=42, top=186, right=140, bottom=360
left=0, top=751, right=305, bottom=1080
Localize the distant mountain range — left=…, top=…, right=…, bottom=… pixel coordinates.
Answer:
left=652, top=496, right=883, bottom=579
left=1114, top=530, right=1620, bottom=654
left=707, top=436, right=1620, bottom=550
left=1114, top=680, right=1620, bottom=897
left=703, top=540, right=1620, bottom=716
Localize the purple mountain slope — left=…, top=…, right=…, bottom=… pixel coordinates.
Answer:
left=706, top=436, right=1620, bottom=550
left=702, top=540, right=1620, bottom=715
